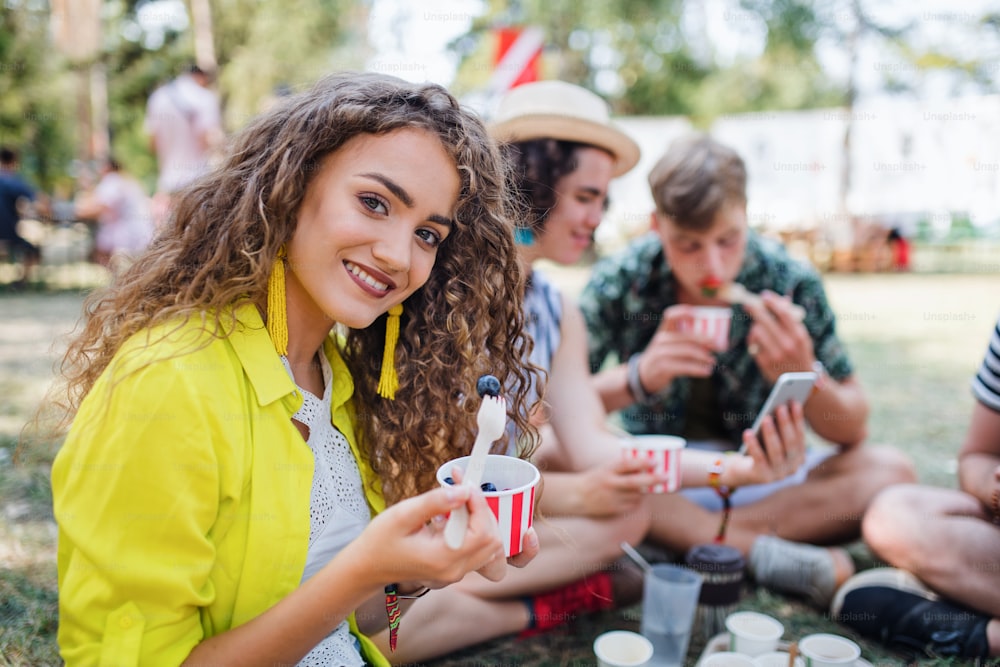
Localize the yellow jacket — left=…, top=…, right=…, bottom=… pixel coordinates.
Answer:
left=52, top=303, right=389, bottom=666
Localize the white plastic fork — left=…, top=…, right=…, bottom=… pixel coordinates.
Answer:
left=443, top=395, right=508, bottom=550
left=721, top=283, right=805, bottom=322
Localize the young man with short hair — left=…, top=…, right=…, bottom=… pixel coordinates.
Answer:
left=580, top=134, right=916, bottom=607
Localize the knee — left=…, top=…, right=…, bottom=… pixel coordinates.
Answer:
left=619, top=503, right=653, bottom=548
left=862, top=484, right=924, bottom=561
left=595, top=499, right=653, bottom=555
left=863, top=444, right=918, bottom=487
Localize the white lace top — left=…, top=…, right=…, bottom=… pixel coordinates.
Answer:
left=281, top=354, right=371, bottom=667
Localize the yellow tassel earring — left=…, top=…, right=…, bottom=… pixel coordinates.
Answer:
left=377, top=304, right=403, bottom=399
left=266, top=247, right=289, bottom=356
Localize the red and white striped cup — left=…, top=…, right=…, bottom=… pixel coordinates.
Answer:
left=436, top=454, right=540, bottom=557
left=683, top=306, right=732, bottom=351
left=620, top=435, right=685, bottom=493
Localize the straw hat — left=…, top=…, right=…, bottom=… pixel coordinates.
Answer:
left=489, top=80, right=641, bottom=176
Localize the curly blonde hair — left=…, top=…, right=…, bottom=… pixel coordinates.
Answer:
left=55, top=72, right=541, bottom=504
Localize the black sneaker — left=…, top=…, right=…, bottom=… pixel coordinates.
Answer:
left=830, top=567, right=990, bottom=660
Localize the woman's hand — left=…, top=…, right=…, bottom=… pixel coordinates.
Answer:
left=575, top=457, right=662, bottom=517
left=353, top=484, right=505, bottom=590
left=726, top=401, right=807, bottom=487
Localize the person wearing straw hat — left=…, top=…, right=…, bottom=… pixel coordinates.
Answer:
left=372, top=81, right=813, bottom=664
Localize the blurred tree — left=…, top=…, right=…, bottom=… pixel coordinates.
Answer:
left=94, top=0, right=197, bottom=191
left=212, top=0, right=370, bottom=131
left=454, top=0, right=996, bottom=124
left=744, top=0, right=993, bottom=243
left=452, top=0, right=842, bottom=121
left=52, top=0, right=109, bottom=168
left=189, top=0, right=217, bottom=72
left=70, top=0, right=369, bottom=190
left=6, top=0, right=998, bottom=198
left=0, top=2, right=75, bottom=191
left=452, top=0, right=714, bottom=117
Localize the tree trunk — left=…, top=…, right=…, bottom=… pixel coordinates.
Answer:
left=51, top=0, right=104, bottom=162
left=189, top=0, right=218, bottom=71
left=836, top=0, right=861, bottom=254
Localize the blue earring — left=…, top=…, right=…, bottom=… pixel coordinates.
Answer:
left=514, top=226, right=535, bottom=246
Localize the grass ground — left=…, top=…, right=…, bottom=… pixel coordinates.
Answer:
left=0, top=272, right=997, bottom=666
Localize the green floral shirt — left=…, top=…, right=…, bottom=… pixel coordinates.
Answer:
left=579, top=232, right=853, bottom=445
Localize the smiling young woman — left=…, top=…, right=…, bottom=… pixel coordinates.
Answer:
left=48, top=72, right=542, bottom=667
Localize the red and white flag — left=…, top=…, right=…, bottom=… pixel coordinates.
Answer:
left=486, top=26, right=544, bottom=98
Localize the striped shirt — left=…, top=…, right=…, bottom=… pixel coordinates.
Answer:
left=972, top=313, right=1000, bottom=413
left=502, top=270, right=563, bottom=455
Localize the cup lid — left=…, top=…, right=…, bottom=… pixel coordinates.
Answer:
left=685, top=544, right=746, bottom=572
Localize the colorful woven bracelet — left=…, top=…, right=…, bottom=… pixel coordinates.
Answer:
left=708, top=458, right=736, bottom=544
left=384, top=584, right=430, bottom=652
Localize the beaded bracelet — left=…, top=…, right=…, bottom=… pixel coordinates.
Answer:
left=626, top=353, right=655, bottom=405
left=708, top=458, right=736, bottom=544
left=384, top=583, right=430, bottom=652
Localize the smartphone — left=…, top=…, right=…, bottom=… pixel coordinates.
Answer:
left=739, top=371, right=817, bottom=453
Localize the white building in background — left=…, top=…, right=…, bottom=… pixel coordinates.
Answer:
left=600, top=94, right=1000, bottom=253
left=713, top=108, right=847, bottom=242
left=600, top=116, right=694, bottom=247
left=848, top=95, right=1000, bottom=236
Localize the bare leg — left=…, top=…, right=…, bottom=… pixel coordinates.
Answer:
left=370, top=509, right=650, bottom=662
left=863, top=484, right=1000, bottom=618
left=371, top=587, right=531, bottom=663
left=648, top=445, right=915, bottom=554
left=462, top=509, right=650, bottom=598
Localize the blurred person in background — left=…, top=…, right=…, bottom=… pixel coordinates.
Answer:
left=0, top=146, right=46, bottom=285
left=75, top=156, right=155, bottom=270
left=145, top=64, right=224, bottom=227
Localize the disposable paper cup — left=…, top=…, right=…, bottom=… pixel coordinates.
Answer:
left=725, top=611, right=784, bottom=657
left=701, top=652, right=757, bottom=667
left=686, top=306, right=732, bottom=351
left=754, top=652, right=805, bottom=667
left=593, top=630, right=654, bottom=667
left=436, top=454, right=539, bottom=557
left=620, top=435, right=685, bottom=493
left=798, top=633, right=861, bottom=667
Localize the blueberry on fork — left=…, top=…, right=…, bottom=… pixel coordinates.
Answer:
left=476, top=374, right=501, bottom=397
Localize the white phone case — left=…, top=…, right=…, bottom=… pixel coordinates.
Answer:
left=740, top=371, right=818, bottom=451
